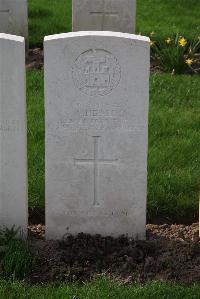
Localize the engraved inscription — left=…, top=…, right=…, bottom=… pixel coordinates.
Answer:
left=63, top=210, right=128, bottom=217
left=0, top=120, right=24, bottom=133
left=47, top=104, right=144, bottom=132
left=90, top=0, right=119, bottom=30
left=72, top=49, right=121, bottom=96
left=74, top=136, right=118, bottom=206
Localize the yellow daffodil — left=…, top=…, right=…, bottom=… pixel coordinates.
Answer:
left=179, top=37, right=187, bottom=47
left=185, top=58, right=193, bottom=66
left=150, top=31, right=155, bottom=37
left=150, top=40, right=155, bottom=47
left=165, top=37, right=172, bottom=44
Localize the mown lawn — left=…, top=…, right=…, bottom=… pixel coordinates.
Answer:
left=28, top=0, right=200, bottom=47
left=148, top=74, right=200, bottom=222
left=0, top=279, right=200, bottom=299
left=27, top=71, right=44, bottom=208
left=137, top=0, right=200, bottom=39
left=27, top=71, right=200, bottom=223
left=28, top=0, right=71, bottom=47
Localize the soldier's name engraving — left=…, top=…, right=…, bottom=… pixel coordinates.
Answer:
left=47, top=105, right=141, bottom=131
left=78, top=107, right=125, bottom=117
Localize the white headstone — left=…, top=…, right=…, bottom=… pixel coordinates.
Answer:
left=0, top=0, right=28, bottom=41
left=73, top=0, right=136, bottom=33
left=45, top=31, right=150, bottom=240
left=0, top=33, right=27, bottom=235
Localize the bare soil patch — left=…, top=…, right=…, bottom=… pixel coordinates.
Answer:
left=26, top=48, right=43, bottom=70
left=27, top=223, right=199, bottom=285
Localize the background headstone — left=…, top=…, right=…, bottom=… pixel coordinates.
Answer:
left=45, top=31, right=149, bottom=240
left=0, top=0, right=28, bottom=41
left=73, top=0, right=136, bottom=33
left=0, top=33, right=27, bottom=235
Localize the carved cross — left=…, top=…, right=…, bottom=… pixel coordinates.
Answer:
left=90, top=0, right=118, bottom=30
left=74, top=136, right=118, bottom=206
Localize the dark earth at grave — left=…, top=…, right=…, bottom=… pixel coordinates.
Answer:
left=27, top=223, right=199, bottom=285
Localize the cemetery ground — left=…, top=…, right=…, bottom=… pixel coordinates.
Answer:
left=0, top=0, right=200, bottom=297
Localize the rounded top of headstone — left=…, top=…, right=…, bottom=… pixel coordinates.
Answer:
left=0, top=33, right=24, bottom=42
left=44, top=31, right=150, bottom=44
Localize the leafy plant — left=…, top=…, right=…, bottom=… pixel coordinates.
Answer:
left=0, top=226, right=33, bottom=279
left=150, top=33, right=200, bottom=74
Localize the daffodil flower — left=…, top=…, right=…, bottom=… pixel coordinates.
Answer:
left=150, top=40, right=155, bottom=47
left=179, top=37, right=187, bottom=47
left=150, top=31, right=155, bottom=37
left=165, top=37, right=172, bottom=44
left=185, top=58, right=193, bottom=66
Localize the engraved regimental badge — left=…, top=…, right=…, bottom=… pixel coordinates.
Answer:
left=72, top=49, right=121, bottom=96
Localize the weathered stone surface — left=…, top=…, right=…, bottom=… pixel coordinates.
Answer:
left=45, top=32, right=150, bottom=240
left=73, top=0, right=136, bottom=33
left=0, top=0, right=28, bottom=40
left=0, top=33, right=27, bottom=235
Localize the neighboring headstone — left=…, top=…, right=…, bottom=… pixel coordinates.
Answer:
left=45, top=31, right=150, bottom=240
left=73, top=0, right=136, bottom=33
left=0, top=33, right=27, bottom=235
left=0, top=0, right=28, bottom=41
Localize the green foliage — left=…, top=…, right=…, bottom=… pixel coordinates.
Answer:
left=148, top=74, right=200, bottom=222
left=150, top=34, right=200, bottom=74
left=0, top=279, right=199, bottom=298
left=28, top=0, right=71, bottom=47
left=137, top=0, right=200, bottom=40
left=0, top=227, right=32, bottom=279
left=27, top=70, right=44, bottom=207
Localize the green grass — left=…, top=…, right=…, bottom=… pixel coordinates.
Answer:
left=28, top=0, right=200, bottom=47
left=137, top=0, right=200, bottom=39
left=27, top=71, right=44, bottom=207
left=27, top=71, right=200, bottom=222
left=28, top=0, right=71, bottom=47
left=148, top=74, right=200, bottom=222
left=0, top=279, right=199, bottom=299
left=0, top=227, right=32, bottom=280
